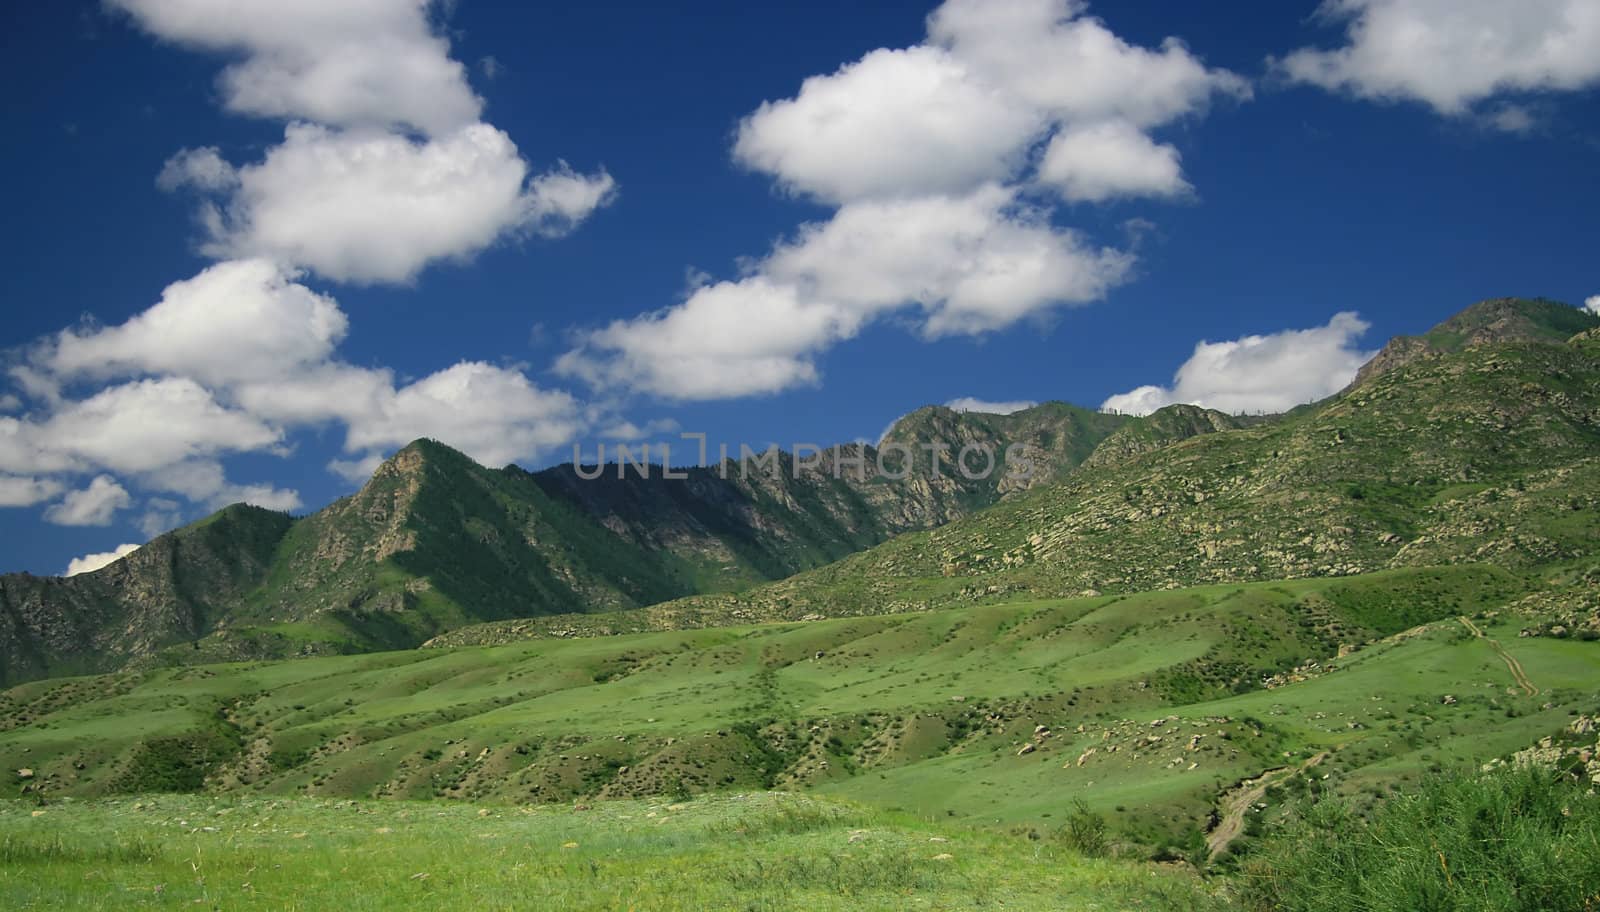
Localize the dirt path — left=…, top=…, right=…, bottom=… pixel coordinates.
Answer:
left=1206, top=751, right=1328, bottom=862
left=1458, top=616, right=1538, bottom=696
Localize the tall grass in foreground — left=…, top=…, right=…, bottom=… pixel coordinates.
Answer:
left=1240, top=765, right=1600, bottom=912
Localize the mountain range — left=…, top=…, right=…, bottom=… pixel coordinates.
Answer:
left=2, top=296, right=1596, bottom=686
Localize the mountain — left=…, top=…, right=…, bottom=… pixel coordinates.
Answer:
left=436, top=297, right=1600, bottom=644
left=0, top=403, right=1128, bottom=684
left=1347, top=296, right=1595, bottom=388
left=0, top=505, right=292, bottom=684
left=6, top=297, right=1595, bottom=685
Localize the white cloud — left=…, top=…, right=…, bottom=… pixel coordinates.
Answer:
left=108, top=0, right=482, bottom=136
left=560, top=186, right=1131, bottom=399
left=945, top=397, right=1038, bottom=415
left=1584, top=295, right=1600, bottom=315
left=328, top=453, right=387, bottom=485
left=125, top=0, right=613, bottom=285
left=156, top=146, right=238, bottom=192
left=35, top=378, right=281, bottom=475
left=1037, top=120, right=1190, bottom=203
left=734, top=0, right=1244, bottom=206
left=523, top=162, right=619, bottom=239
left=1278, top=0, right=1600, bottom=117
left=568, top=0, right=1239, bottom=402
left=342, top=361, right=584, bottom=468
left=733, top=45, right=1043, bottom=204
left=45, top=475, right=133, bottom=527
left=48, top=259, right=345, bottom=386
left=138, top=460, right=301, bottom=512
left=769, top=186, right=1132, bottom=338
left=181, top=124, right=614, bottom=284
left=559, top=277, right=831, bottom=400
left=0, top=476, right=64, bottom=507
left=64, top=543, right=141, bottom=577
left=6, top=254, right=593, bottom=523
left=928, top=0, right=1250, bottom=127
left=1101, top=312, right=1375, bottom=416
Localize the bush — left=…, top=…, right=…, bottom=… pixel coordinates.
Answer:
left=1239, top=764, right=1600, bottom=912
left=1058, top=798, right=1108, bottom=858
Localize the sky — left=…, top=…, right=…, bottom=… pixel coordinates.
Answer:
left=2, top=0, right=1599, bottom=576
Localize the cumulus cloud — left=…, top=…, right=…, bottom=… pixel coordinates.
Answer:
left=44, top=475, right=133, bottom=526
left=1277, top=0, right=1600, bottom=119
left=567, top=0, right=1239, bottom=402
left=124, top=0, right=613, bottom=285
left=1101, top=312, right=1375, bottom=416
left=64, top=543, right=141, bottom=577
left=33, top=378, right=282, bottom=475
left=4, top=260, right=598, bottom=527
left=945, top=397, right=1038, bottom=415
left=0, top=476, right=64, bottom=508
left=560, top=186, right=1131, bottom=399
left=523, top=162, right=620, bottom=239
left=735, top=0, right=1244, bottom=206
left=733, top=45, right=1043, bottom=204
left=1585, top=295, right=1600, bottom=315
left=171, top=125, right=615, bottom=284
left=928, top=0, right=1250, bottom=126
left=47, top=259, right=345, bottom=386
left=1037, top=121, right=1190, bottom=203
left=108, top=0, right=482, bottom=136
left=342, top=361, right=583, bottom=468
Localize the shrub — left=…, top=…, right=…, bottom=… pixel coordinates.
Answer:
left=1239, top=764, right=1600, bottom=912
left=1058, top=798, right=1108, bottom=858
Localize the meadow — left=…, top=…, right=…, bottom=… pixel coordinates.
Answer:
left=0, top=792, right=1223, bottom=911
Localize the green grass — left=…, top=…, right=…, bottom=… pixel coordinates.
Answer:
left=1239, top=764, right=1600, bottom=912
left=0, top=793, right=1222, bottom=911
left=5, top=566, right=1596, bottom=857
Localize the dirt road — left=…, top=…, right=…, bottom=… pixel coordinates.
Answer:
left=1459, top=616, right=1539, bottom=696
left=1206, top=751, right=1328, bottom=862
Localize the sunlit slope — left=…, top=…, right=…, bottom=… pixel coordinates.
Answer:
left=6, top=564, right=1595, bottom=853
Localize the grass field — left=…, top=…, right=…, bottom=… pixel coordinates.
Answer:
left=5, top=567, right=1596, bottom=851
left=0, top=793, right=1223, bottom=911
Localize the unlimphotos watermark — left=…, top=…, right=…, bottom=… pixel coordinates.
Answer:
left=571, top=432, right=1035, bottom=483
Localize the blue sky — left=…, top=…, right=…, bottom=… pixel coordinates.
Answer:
left=2, top=0, right=1598, bottom=575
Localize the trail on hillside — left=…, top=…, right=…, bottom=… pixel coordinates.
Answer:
left=1206, top=751, right=1328, bottom=862
left=1458, top=616, right=1539, bottom=696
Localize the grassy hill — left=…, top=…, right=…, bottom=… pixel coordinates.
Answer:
left=6, top=564, right=1595, bottom=852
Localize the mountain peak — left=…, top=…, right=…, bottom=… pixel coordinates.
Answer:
left=1350, top=297, right=1598, bottom=389
left=373, top=438, right=475, bottom=479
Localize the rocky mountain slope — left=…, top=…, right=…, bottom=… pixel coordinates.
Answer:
left=438, top=297, right=1600, bottom=644
left=0, top=403, right=1127, bottom=684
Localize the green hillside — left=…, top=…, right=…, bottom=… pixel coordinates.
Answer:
left=6, top=565, right=1595, bottom=850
